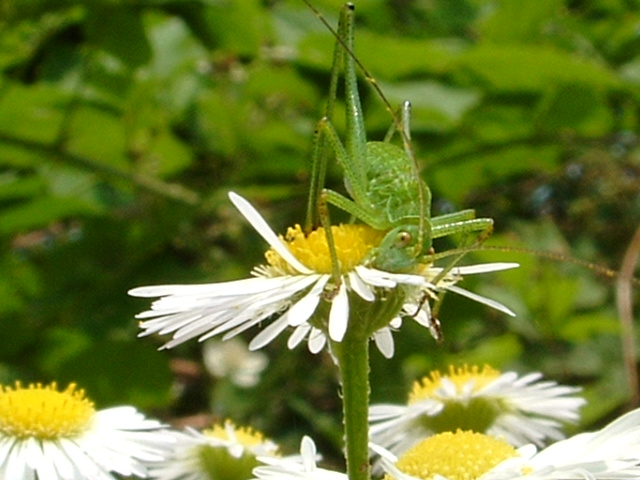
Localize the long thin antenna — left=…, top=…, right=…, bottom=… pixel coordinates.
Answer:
left=300, top=0, right=427, bottom=247
left=433, top=243, right=640, bottom=287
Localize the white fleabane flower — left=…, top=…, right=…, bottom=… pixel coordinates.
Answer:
left=370, top=365, right=585, bottom=457
left=252, top=436, right=346, bottom=480
left=203, top=338, right=268, bottom=388
left=148, top=420, right=279, bottom=480
left=0, top=382, right=173, bottom=480
left=376, top=407, right=640, bottom=480
left=130, top=192, right=517, bottom=356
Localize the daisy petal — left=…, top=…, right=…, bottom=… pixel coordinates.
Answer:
left=446, top=284, right=516, bottom=316
left=228, top=192, right=312, bottom=274
left=449, top=262, right=520, bottom=275
left=308, top=327, right=327, bottom=354
left=287, top=277, right=328, bottom=327
left=288, top=324, right=310, bottom=350
left=328, top=283, right=349, bottom=341
left=249, top=316, right=290, bottom=350
left=373, top=327, right=395, bottom=359
left=0, top=383, right=174, bottom=480
left=369, top=365, right=584, bottom=461
left=348, top=270, right=375, bottom=301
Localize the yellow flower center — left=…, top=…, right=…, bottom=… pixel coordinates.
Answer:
left=409, top=365, right=500, bottom=403
left=0, top=382, right=95, bottom=440
left=199, top=420, right=277, bottom=480
left=265, top=224, right=384, bottom=274
left=389, top=430, right=518, bottom=480
left=204, top=420, right=270, bottom=448
left=408, top=365, right=504, bottom=434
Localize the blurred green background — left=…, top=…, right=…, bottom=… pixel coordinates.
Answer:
left=1, top=0, right=640, bottom=462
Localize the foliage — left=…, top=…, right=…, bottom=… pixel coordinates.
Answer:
left=1, top=0, right=639, bottom=462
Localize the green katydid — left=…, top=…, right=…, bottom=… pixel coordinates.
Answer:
left=299, top=1, right=640, bottom=349
left=299, top=0, right=640, bottom=409
left=302, top=2, right=494, bottom=288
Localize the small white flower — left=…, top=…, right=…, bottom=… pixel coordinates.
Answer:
left=376, top=407, right=640, bottom=480
left=0, top=382, right=173, bottom=480
left=252, top=436, right=346, bottom=480
left=203, top=338, right=268, bottom=388
left=369, top=365, right=585, bottom=457
left=148, top=420, right=279, bottom=480
left=130, top=192, right=517, bottom=356
left=485, top=407, right=640, bottom=480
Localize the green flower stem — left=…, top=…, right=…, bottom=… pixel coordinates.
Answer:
left=332, top=320, right=371, bottom=480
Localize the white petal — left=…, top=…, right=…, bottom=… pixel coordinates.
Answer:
left=249, top=316, right=290, bottom=350
left=369, top=405, right=410, bottom=422
left=356, top=266, right=424, bottom=288
left=446, top=285, right=516, bottom=316
left=129, top=276, right=286, bottom=300
left=308, top=327, right=327, bottom=354
left=348, top=271, right=375, bottom=301
left=369, top=443, right=398, bottom=463
left=448, top=262, right=520, bottom=275
left=288, top=324, right=310, bottom=349
left=228, top=192, right=312, bottom=274
left=300, top=436, right=317, bottom=472
left=287, top=277, right=328, bottom=326
left=530, top=408, right=640, bottom=469
left=373, top=328, right=395, bottom=358
left=328, top=283, right=349, bottom=341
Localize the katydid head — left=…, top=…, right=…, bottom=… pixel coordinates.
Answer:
left=371, top=224, right=432, bottom=273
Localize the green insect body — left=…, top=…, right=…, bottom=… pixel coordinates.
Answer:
left=306, top=2, right=493, bottom=277
left=364, top=142, right=430, bottom=229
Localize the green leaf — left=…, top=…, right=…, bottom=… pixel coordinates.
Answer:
left=0, top=172, right=43, bottom=201
left=0, top=6, right=82, bottom=70
left=85, top=6, right=152, bottom=69
left=144, top=10, right=209, bottom=81
left=298, top=30, right=464, bottom=79
left=376, top=80, right=482, bottom=131
left=535, top=83, right=613, bottom=135
left=428, top=144, right=560, bottom=204
left=53, top=339, right=173, bottom=408
left=0, top=197, right=101, bottom=235
left=65, top=106, right=128, bottom=169
left=0, top=83, right=70, bottom=144
left=559, top=312, right=620, bottom=341
left=452, top=334, right=524, bottom=368
left=477, top=0, right=564, bottom=43
left=175, top=0, right=272, bottom=55
left=457, top=45, right=620, bottom=92
left=0, top=142, right=50, bottom=168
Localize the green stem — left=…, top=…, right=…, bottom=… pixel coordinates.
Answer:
left=333, top=322, right=371, bottom=480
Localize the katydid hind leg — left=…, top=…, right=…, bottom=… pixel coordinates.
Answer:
left=306, top=4, right=371, bottom=224
left=305, top=4, right=363, bottom=233
left=340, top=3, right=367, bottom=169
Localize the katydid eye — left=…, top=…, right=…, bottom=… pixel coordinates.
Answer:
left=395, top=231, right=412, bottom=247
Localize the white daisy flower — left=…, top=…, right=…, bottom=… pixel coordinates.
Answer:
left=130, top=192, right=517, bottom=356
left=251, top=436, right=346, bottom=480
left=369, top=365, right=585, bottom=457
left=0, top=381, right=174, bottom=480
left=148, top=420, right=279, bottom=480
left=253, top=409, right=640, bottom=480
left=376, top=407, right=640, bottom=480
left=203, top=338, right=268, bottom=388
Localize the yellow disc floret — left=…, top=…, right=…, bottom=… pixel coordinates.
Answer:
left=265, top=224, right=384, bottom=275
left=409, top=365, right=501, bottom=403
left=0, top=382, right=95, bottom=440
left=204, top=420, right=269, bottom=448
left=408, top=365, right=504, bottom=434
left=199, top=420, right=277, bottom=480
left=390, top=430, right=518, bottom=480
